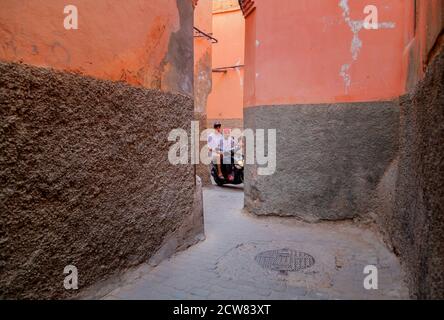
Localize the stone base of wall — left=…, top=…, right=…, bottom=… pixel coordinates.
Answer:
left=148, top=175, right=205, bottom=266
left=244, top=102, right=399, bottom=221
left=78, top=175, right=204, bottom=299
left=0, top=62, right=203, bottom=299
left=376, top=48, right=444, bottom=299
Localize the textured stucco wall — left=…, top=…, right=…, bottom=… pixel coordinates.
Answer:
left=244, top=102, right=399, bottom=221
left=0, top=62, right=201, bottom=299
left=376, top=48, right=444, bottom=299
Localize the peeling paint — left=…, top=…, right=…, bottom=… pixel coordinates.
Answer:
left=339, top=0, right=350, bottom=18
left=338, top=0, right=396, bottom=92
left=339, top=63, right=351, bottom=92
left=234, top=58, right=244, bottom=87
left=194, top=50, right=212, bottom=113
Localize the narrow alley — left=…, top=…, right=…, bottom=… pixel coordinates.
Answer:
left=1, top=0, right=443, bottom=305
left=100, top=186, right=408, bottom=300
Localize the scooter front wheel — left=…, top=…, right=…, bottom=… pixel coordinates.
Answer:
left=215, top=179, right=224, bottom=187
left=212, top=173, right=224, bottom=186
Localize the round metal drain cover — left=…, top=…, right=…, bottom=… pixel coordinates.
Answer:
left=255, top=248, right=315, bottom=272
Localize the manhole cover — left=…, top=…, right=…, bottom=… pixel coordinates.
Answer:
left=255, top=248, right=315, bottom=272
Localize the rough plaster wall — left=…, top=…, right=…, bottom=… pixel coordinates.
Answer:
left=377, top=48, right=444, bottom=299
left=244, top=102, right=399, bottom=221
left=0, top=62, right=198, bottom=299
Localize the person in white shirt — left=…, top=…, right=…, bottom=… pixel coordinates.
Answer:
left=221, top=128, right=238, bottom=162
left=207, top=121, right=224, bottom=179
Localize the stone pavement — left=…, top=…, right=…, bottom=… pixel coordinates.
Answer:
left=101, top=185, right=409, bottom=300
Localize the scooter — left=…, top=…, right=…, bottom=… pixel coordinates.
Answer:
left=211, top=150, right=244, bottom=186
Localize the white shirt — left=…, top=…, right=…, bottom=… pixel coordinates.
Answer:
left=222, top=136, right=236, bottom=152
left=207, top=131, right=223, bottom=157
left=221, top=136, right=238, bottom=163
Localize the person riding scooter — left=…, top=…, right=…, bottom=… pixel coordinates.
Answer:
left=207, top=121, right=224, bottom=180
left=208, top=123, right=243, bottom=185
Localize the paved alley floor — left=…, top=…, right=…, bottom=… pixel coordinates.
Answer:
left=101, top=186, right=409, bottom=300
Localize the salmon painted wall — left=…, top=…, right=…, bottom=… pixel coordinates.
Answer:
left=0, top=0, right=193, bottom=95
left=194, top=0, right=213, bottom=113
left=405, top=0, right=444, bottom=90
left=207, top=0, right=245, bottom=125
left=416, top=0, right=444, bottom=69
left=243, top=0, right=414, bottom=107
left=194, top=0, right=214, bottom=185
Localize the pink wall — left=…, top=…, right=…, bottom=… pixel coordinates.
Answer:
left=194, top=0, right=213, bottom=113
left=0, top=0, right=189, bottom=93
left=207, top=1, right=245, bottom=122
left=243, top=0, right=414, bottom=107
left=405, top=0, right=444, bottom=89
